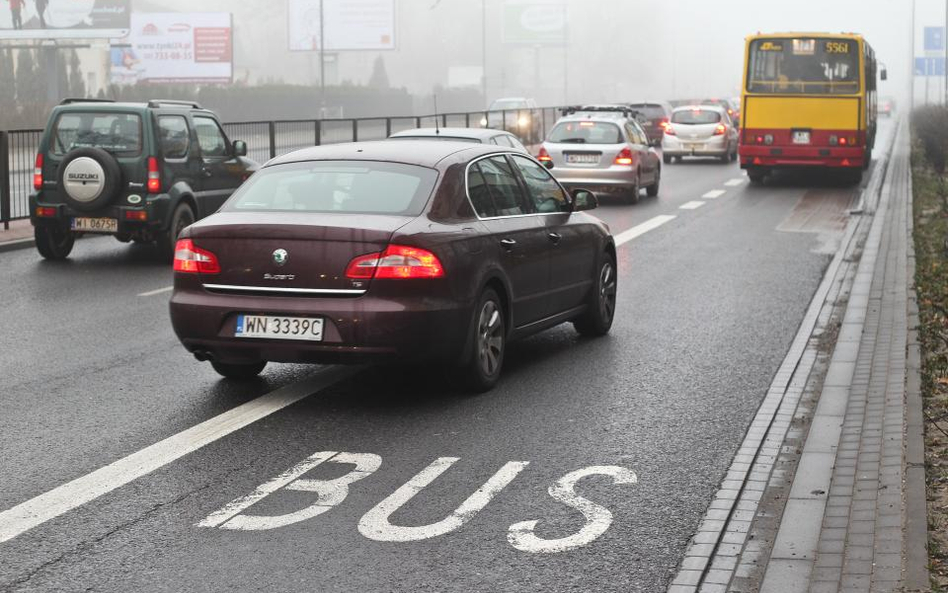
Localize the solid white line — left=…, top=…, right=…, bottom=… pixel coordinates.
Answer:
left=702, top=189, right=727, bottom=199
left=0, top=365, right=358, bottom=544
left=138, top=286, right=173, bottom=297
left=679, top=201, right=706, bottom=210
left=613, top=215, right=677, bottom=247
left=724, top=178, right=746, bottom=187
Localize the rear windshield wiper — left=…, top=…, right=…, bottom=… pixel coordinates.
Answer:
left=558, top=138, right=586, bottom=144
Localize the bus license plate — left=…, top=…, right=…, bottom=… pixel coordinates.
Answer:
left=236, top=314, right=324, bottom=341
left=792, top=131, right=811, bottom=145
left=71, top=217, right=117, bottom=233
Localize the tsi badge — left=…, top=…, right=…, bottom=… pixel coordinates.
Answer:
left=272, top=248, right=289, bottom=267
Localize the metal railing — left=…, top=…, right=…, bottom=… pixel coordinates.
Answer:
left=1, top=106, right=563, bottom=228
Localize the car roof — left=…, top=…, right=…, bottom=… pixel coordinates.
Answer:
left=388, top=127, right=511, bottom=140
left=673, top=104, right=727, bottom=114
left=52, top=101, right=214, bottom=116
left=555, top=114, right=629, bottom=125
left=266, top=140, right=509, bottom=169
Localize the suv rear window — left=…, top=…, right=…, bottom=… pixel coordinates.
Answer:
left=51, top=112, right=143, bottom=156
left=548, top=121, right=622, bottom=144
left=671, top=110, right=722, bottom=125
left=226, top=161, right=438, bottom=215
left=628, top=105, right=667, bottom=119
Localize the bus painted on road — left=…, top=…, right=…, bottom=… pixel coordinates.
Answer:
left=739, top=33, right=883, bottom=184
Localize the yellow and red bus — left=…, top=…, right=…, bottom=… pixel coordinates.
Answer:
left=739, top=32, right=883, bottom=184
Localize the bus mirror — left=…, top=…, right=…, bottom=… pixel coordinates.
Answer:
left=880, top=68, right=888, bottom=81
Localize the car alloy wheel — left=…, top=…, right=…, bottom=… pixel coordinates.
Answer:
left=478, top=299, right=504, bottom=377
left=598, top=260, right=617, bottom=324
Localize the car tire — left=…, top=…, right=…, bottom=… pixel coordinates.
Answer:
left=674, top=156, right=683, bottom=164
left=211, top=360, right=267, bottom=380
left=56, top=147, right=122, bottom=212
left=646, top=169, right=660, bottom=197
left=35, top=225, right=75, bottom=260
left=459, top=288, right=506, bottom=393
left=624, top=175, right=641, bottom=205
left=748, top=169, right=767, bottom=184
left=574, top=252, right=617, bottom=337
left=158, top=202, right=195, bottom=261
left=663, top=154, right=671, bottom=165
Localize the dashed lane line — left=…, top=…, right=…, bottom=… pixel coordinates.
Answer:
left=0, top=365, right=360, bottom=544
left=702, top=190, right=727, bottom=199
left=679, top=201, right=706, bottom=210
left=724, top=178, right=746, bottom=187
left=138, top=286, right=174, bottom=297
left=613, top=215, right=677, bottom=247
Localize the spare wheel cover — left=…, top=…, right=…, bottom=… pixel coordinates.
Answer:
left=63, top=157, right=107, bottom=204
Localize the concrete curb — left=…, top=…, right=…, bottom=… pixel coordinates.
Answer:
left=0, top=237, right=34, bottom=253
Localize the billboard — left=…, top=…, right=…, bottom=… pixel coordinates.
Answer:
left=503, top=1, right=566, bottom=45
left=0, top=0, right=129, bottom=40
left=111, top=13, right=232, bottom=85
left=288, top=0, right=395, bottom=52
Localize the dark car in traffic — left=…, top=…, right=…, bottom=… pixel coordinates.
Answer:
left=626, top=101, right=674, bottom=143
left=170, top=141, right=617, bottom=391
left=30, top=98, right=257, bottom=260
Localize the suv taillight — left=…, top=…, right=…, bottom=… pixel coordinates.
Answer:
left=33, top=154, right=43, bottom=190
left=345, top=245, right=444, bottom=279
left=147, top=157, right=161, bottom=193
left=173, top=239, right=220, bottom=274
left=614, top=147, right=634, bottom=166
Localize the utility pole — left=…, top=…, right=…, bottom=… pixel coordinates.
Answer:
left=944, top=0, right=947, bottom=104
left=911, top=0, right=916, bottom=108
left=482, top=0, right=488, bottom=106
left=319, top=0, right=326, bottom=117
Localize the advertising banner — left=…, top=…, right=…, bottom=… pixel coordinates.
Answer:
left=111, top=13, right=232, bottom=85
left=0, top=0, right=130, bottom=40
left=503, top=1, right=566, bottom=45
left=288, top=0, right=395, bottom=52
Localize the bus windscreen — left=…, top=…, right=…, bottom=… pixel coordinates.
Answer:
left=747, top=38, right=859, bottom=95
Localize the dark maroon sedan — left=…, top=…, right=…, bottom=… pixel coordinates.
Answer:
left=169, top=141, right=617, bottom=391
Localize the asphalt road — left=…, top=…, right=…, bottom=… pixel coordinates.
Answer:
left=0, top=130, right=885, bottom=592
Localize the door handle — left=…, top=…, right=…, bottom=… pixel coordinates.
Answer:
left=548, top=232, right=562, bottom=244
left=500, top=238, right=517, bottom=250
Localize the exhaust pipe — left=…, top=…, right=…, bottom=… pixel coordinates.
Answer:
left=193, top=350, right=215, bottom=362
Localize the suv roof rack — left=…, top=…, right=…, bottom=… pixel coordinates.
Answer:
left=147, top=99, right=203, bottom=109
left=561, top=105, right=645, bottom=122
left=59, top=98, right=115, bottom=105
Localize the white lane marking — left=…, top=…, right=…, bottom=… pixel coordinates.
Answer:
left=138, top=286, right=173, bottom=297
left=613, top=215, right=677, bottom=247
left=724, top=178, right=746, bottom=187
left=508, top=466, right=637, bottom=554
left=358, top=458, right=529, bottom=542
left=702, top=189, right=727, bottom=199
left=0, top=366, right=358, bottom=544
left=679, top=201, right=706, bottom=210
left=201, top=452, right=382, bottom=531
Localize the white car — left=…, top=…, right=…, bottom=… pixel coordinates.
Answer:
left=662, top=105, right=739, bottom=164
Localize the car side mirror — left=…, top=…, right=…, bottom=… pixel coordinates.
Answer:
left=233, top=140, right=248, bottom=157
left=880, top=68, right=887, bottom=81
left=572, top=189, right=598, bottom=211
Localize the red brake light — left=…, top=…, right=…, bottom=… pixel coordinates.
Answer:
left=659, top=118, right=670, bottom=130
left=537, top=147, right=552, bottom=162
left=35, top=206, right=57, bottom=218
left=714, top=124, right=727, bottom=136
left=124, top=210, right=148, bottom=221
left=173, top=239, right=220, bottom=274
left=614, top=147, right=634, bottom=166
left=33, top=154, right=43, bottom=190
left=147, top=157, right=161, bottom=194
left=664, top=126, right=676, bottom=136
left=345, top=245, right=444, bottom=280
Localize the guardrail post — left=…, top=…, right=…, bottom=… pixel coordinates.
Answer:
left=465, top=113, right=470, bottom=127
left=0, top=131, right=10, bottom=230
left=268, top=122, right=277, bottom=159
left=385, top=118, right=392, bottom=138
left=502, top=110, right=508, bottom=131
left=416, top=116, right=422, bottom=128
left=352, top=119, right=358, bottom=142
left=314, top=120, right=322, bottom=146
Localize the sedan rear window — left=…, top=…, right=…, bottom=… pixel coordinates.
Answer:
left=226, top=161, right=438, bottom=215
left=671, top=110, right=722, bottom=125
left=547, top=121, right=622, bottom=144
left=51, top=112, right=142, bottom=155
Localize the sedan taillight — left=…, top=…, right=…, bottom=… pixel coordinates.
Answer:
left=346, top=245, right=444, bottom=279
left=173, top=239, right=220, bottom=274
left=614, top=147, right=634, bottom=166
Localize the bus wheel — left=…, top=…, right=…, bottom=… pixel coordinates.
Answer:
left=748, top=168, right=767, bottom=184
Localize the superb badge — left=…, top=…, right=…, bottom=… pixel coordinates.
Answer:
left=272, top=248, right=288, bottom=266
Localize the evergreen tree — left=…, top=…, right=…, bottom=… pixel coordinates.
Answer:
left=68, top=50, right=85, bottom=98
left=14, top=49, right=35, bottom=105
left=368, top=55, right=390, bottom=89
left=56, top=53, right=69, bottom=102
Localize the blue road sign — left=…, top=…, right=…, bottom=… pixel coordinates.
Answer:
left=926, top=26, right=946, bottom=52
left=916, top=57, right=946, bottom=76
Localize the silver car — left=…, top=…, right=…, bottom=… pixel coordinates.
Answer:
left=539, top=112, right=661, bottom=204
left=388, top=127, right=529, bottom=153
left=662, top=105, right=739, bottom=164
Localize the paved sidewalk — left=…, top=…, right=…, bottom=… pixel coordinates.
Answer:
left=668, top=121, right=928, bottom=592
left=0, top=219, right=34, bottom=251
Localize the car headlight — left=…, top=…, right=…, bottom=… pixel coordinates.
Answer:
left=480, top=117, right=488, bottom=127
left=518, top=116, right=530, bottom=127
